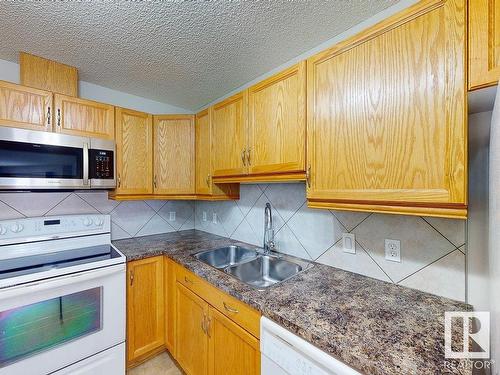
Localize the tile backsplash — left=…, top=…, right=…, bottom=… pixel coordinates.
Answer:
left=0, top=191, right=195, bottom=240
left=195, top=183, right=467, bottom=302
left=0, top=185, right=466, bottom=302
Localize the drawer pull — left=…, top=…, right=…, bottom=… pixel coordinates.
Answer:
left=223, top=302, right=239, bottom=314
left=206, top=316, right=212, bottom=338
left=184, top=276, right=193, bottom=284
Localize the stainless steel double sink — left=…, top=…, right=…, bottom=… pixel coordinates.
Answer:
left=193, top=245, right=313, bottom=289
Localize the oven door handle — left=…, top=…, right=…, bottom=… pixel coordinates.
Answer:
left=0, top=264, right=124, bottom=300
left=83, top=142, right=90, bottom=187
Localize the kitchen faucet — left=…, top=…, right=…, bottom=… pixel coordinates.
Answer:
left=263, top=203, right=275, bottom=254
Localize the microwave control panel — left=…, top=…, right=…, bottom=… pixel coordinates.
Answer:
left=89, top=149, right=114, bottom=179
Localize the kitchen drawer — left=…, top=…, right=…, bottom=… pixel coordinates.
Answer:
left=175, top=263, right=261, bottom=338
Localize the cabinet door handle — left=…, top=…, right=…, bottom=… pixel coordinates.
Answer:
left=184, top=276, right=193, bottom=284
left=47, top=106, right=51, bottom=126
left=206, top=316, right=212, bottom=338
left=117, top=174, right=121, bottom=188
left=246, top=148, right=251, bottom=166
left=57, top=108, right=61, bottom=127
left=206, top=174, right=211, bottom=187
left=129, top=270, right=134, bottom=286
left=241, top=149, right=247, bottom=166
left=201, top=314, right=207, bottom=334
left=154, top=175, right=157, bottom=189
left=306, top=165, right=311, bottom=188
left=223, top=302, right=239, bottom=314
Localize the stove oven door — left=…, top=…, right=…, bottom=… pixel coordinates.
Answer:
left=0, top=264, right=125, bottom=375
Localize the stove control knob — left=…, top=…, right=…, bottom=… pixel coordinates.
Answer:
left=83, top=218, right=93, bottom=226
left=0, top=226, right=6, bottom=235
left=10, top=223, right=23, bottom=233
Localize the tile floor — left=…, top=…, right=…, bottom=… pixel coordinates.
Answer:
left=128, top=352, right=182, bottom=375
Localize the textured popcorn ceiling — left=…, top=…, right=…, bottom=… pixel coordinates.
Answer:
left=0, top=1, right=399, bottom=110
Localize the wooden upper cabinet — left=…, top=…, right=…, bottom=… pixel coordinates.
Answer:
left=115, top=107, right=153, bottom=195
left=307, top=0, right=467, bottom=218
left=208, top=307, right=260, bottom=375
left=54, top=94, right=114, bottom=139
left=469, top=0, right=500, bottom=89
left=20, top=52, right=78, bottom=97
left=153, top=115, right=195, bottom=195
left=247, top=62, right=306, bottom=176
left=0, top=80, right=52, bottom=132
left=195, top=109, right=213, bottom=195
left=127, top=256, right=165, bottom=365
left=175, top=283, right=209, bottom=375
left=211, top=92, right=248, bottom=177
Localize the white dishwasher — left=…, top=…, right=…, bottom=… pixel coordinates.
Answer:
left=260, top=317, right=361, bottom=375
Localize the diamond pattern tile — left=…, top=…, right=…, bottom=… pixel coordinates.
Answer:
left=193, top=183, right=468, bottom=301
left=0, top=192, right=70, bottom=217
left=110, top=201, right=155, bottom=236
left=353, top=214, right=456, bottom=283
left=76, top=191, right=119, bottom=213
left=158, top=201, right=194, bottom=231
left=46, top=194, right=99, bottom=216
left=0, top=201, right=23, bottom=220
left=136, top=214, right=175, bottom=237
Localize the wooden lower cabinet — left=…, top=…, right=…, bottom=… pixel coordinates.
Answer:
left=174, top=263, right=261, bottom=375
left=175, top=283, right=210, bottom=375
left=127, top=257, right=165, bottom=367
left=208, top=307, right=260, bottom=375
left=164, top=257, right=176, bottom=353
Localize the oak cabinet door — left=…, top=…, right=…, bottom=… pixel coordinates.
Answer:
left=153, top=115, right=195, bottom=195
left=307, top=0, right=467, bottom=218
left=0, top=80, right=52, bottom=132
left=54, top=94, right=114, bottom=139
left=175, top=283, right=209, bottom=375
left=208, top=307, right=260, bottom=375
left=211, top=92, right=248, bottom=177
left=195, top=109, right=213, bottom=195
left=127, top=256, right=165, bottom=365
left=115, top=107, right=153, bottom=195
left=247, top=62, right=306, bottom=176
left=469, top=0, right=500, bottom=89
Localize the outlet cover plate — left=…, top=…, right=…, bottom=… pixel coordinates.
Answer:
left=342, top=233, right=356, bottom=254
left=385, top=239, right=401, bottom=262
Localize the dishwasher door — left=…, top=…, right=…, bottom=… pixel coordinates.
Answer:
left=260, top=317, right=361, bottom=375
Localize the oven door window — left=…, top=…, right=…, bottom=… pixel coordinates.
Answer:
left=0, top=140, right=83, bottom=179
left=0, top=287, right=102, bottom=367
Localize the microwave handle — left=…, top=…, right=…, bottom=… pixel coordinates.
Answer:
left=83, top=142, right=89, bottom=186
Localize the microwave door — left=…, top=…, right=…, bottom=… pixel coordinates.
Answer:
left=0, top=128, right=88, bottom=190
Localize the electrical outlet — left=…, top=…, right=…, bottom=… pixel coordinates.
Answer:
left=169, top=211, right=176, bottom=222
left=385, top=239, right=401, bottom=262
left=342, top=233, right=356, bottom=254
left=202, top=211, right=207, bottom=222
left=212, top=213, right=217, bottom=224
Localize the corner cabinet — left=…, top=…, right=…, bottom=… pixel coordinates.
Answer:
left=306, top=0, right=467, bottom=219
left=469, top=0, right=500, bottom=90
left=114, top=107, right=153, bottom=196
left=54, top=94, right=115, bottom=139
left=195, top=109, right=239, bottom=200
left=153, top=114, right=195, bottom=196
left=0, top=80, right=52, bottom=132
left=127, top=257, right=165, bottom=367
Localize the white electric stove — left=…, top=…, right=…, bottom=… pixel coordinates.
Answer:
left=0, top=214, right=126, bottom=375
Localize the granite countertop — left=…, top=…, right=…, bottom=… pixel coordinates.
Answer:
left=113, top=230, right=471, bottom=375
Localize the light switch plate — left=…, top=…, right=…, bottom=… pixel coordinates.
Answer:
left=342, top=233, right=356, bottom=254
left=385, top=239, right=401, bottom=262
left=169, top=211, right=176, bottom=222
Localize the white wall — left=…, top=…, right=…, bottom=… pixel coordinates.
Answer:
left=0, top=58, right=191, bottom=114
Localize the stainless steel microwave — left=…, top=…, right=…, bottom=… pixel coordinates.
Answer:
left=0, top=127, right=116, bottom=190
